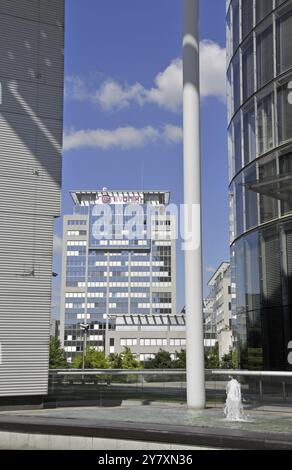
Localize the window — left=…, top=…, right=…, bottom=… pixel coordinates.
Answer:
left=244, top=232, right=261, bottom=314
left=228, top=127, right=234, bottom=179
left=227, top=7, right=232, bottom=64
left=120, top=338, right=137, bottom=347
left=227, top=67, right=233, bottom=121
left=277, top=8, right=292, bottom=74
left=257, top=25, right=274, bottom=88
left=235, top=174, right=244, bottom=237
left=257, top=92, right=274, bottom=154
left=232, top=0, right=240, bottom=52
left=277, top=80, right=292, bottom=144
left=256, top=0, right=273, bottom=23
left=279, top=153, right=292, bottom=215
left=233, top=53, right=241, bottom=112
left=243, top=104, right=256, bottom=165
left=245, top=165, right=258, bottom=230
left=169, top=339, right=186, bottom=347
left=234, top=114, right=242, bottom=174
left=242, top=39, right=254, bottom=101
left=242, top=0, right=254, bottom=39
left=259, top=156, right=278, bottom=223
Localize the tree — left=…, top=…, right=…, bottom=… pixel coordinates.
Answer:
left=108, top=353, right=123, bottom=369
left=172, top=349, right=186, bottom=369
left=232, top=348, right=239, bottom=369
left=220, top=350, right=234, bottom=369
left=220, top=348, right=239, bottom=370
left=205, top=342, right=220, bottom=369
left=49, top=337, right=68, bottom=369
left=145, top=349, right=173, bottom=369
left=72, top=347, right=109, bottom=369
left=120, top=347, right=141, bottom=369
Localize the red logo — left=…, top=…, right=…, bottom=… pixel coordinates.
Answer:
left=102, top=195, right=111, bottom=204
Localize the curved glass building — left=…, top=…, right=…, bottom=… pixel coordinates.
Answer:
left=227, top=0, right=292, bottom=369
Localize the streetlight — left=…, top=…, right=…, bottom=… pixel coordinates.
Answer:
left=80, top=323, right=89, bottom=371
left=183, top=0, right=206, bottom=409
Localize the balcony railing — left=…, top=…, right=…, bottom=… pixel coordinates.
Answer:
left=46, top=369, right=292, bottom=410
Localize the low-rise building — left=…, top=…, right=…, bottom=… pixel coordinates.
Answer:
left=108, top=314, right=186, bottom=362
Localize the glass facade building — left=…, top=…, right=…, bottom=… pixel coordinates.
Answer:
left=60, top=190, right=176, bottom=362
left=227, top=0, right=292, bottom=370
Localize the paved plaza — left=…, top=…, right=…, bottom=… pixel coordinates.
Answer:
left=1, top=403, right=292, bottom=449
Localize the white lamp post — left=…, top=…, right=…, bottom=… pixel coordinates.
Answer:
left=183, top=0, right=206, bottom=409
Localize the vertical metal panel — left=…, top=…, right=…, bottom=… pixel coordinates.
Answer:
left=0, top=0, right=64, bottom=397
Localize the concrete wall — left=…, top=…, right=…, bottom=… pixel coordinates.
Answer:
left=0, top=431, right=209, bottom=450
left=109, top=327, right=186, bottom=358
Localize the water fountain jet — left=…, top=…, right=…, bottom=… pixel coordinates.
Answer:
left=224, top=376, right=248, bottom=422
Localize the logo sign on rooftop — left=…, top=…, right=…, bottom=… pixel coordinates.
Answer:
left=95, top=192, right=144, bottom=205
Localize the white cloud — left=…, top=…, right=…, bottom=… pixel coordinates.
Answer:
left=95, top=80, right=144, bottom=111
left=53, top=234, right=63, bottom=255
left=63, top=124, right=182, bottom=152
left=162, top=124, right=183, bottom=144
left=64, top=75, right=90, bottom=102
left=206, top=266, right=216, bottom=274
left=65, top=40, right=226, bottom=113
left=146, top=58, right=183, bottom=112
left=200, top=40, right=226, bottom=102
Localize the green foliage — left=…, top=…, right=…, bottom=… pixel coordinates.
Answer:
left=49, top=337, right=68, bottom=369
left=144, top=349, right=173, bottom=369
left=232, top=348, right=239, bottom=369
left=108, top=353, right=123, bottom=369
left=71, top=354, right=82, bottom=369
left=205, top=342, right=220, bottom=369
left=71, top=347, right=140, bottom=370
left=68, top=341, right=239, bottom=372
left=172, top=349, right=186, bottom=369
left=205, top=342, right=239, bottom=370
left=220, top=350, right=234, bottom=369
left=120, top=347, right=141, bottom=369
left=71, top=347, right=110, bottom=369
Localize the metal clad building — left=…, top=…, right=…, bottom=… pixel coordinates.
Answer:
left=0, top=0, right=64, bottom=397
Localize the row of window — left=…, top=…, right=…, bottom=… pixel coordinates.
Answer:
left=65, top=280, right=172, bottom=288
left=67, top=230, right=87, bottom=236
left=229, top=76, right=292, bottom=179
left=228, top=1, right=292, bottom=118
left=67, top=220, right=87, bottom=226
left=120, top=338, right=186, bottom=347
left=231, top=151, right=292, bottom=240
left=227, top=0, right=289, bottom=60
left=67, top=241, right=87, bottom=246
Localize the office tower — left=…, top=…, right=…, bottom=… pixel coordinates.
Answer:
left=0, top=1, right=64, bottom=399
left=227, top=0, right=292, bottom=369
left=60, top=190, right=177, bottom=362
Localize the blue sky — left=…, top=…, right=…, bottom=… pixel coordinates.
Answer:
left=52, top=0, right=229, bottom=317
